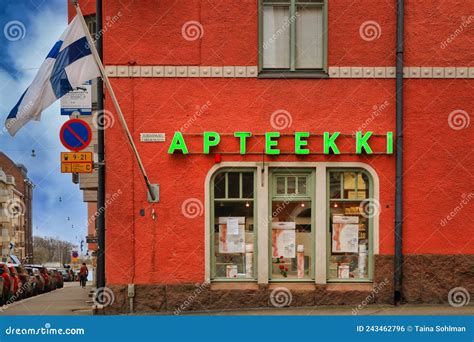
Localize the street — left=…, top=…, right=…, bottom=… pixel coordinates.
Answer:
left=0, top=282, right=92, bottom=316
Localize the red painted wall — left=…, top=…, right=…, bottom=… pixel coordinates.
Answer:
left=72, top=1, right=474, bottom=285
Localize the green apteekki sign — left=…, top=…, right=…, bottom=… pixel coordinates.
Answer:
left=168, top=131, right=393, bottom=155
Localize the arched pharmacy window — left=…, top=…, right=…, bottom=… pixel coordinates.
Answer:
left=269, top=169, right=314, bottom=280
left=210, top=169, right=257, bottom=281
left=327, top=169, right=374, bottom=282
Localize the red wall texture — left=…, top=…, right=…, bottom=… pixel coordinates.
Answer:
left=69, top=1, right=474, bottom=285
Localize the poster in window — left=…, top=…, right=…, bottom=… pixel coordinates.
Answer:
left=218, top=217, right=245, bottom=253
left=272, top=222, right=296, bottom=258
left=332, top=216, right=359, bottom=253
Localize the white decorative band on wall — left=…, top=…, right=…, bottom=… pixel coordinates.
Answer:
left=104, top=65, right=474, bottom=79
left=105, top=65, right=258, bottom=78
left=329, top=66, right=472, bottom=78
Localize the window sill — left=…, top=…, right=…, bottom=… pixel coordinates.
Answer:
left=326, top=283, right=374, bottom=292
left=211, top=282, right=258, bottom=291
left=258, top=70, right=329, bottom=79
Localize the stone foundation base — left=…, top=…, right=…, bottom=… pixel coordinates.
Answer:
left=101, top=254, right=474, bottom=314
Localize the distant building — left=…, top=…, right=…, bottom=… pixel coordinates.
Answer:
left=0, top=152, right=33, bottom=262
left=68, top=13, right=100, bottom=262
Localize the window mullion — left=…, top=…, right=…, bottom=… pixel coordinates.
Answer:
left=290, top=0, right=296, bottom=71
left=339, top=173, right=344, bottom=199
left=225, top=172, right=229, bottom=199
left=355, top=172, right=359, bottom=195
left=239, top=172, right=243, bottom=198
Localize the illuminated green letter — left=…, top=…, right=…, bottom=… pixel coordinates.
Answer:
left=323, top=132, right=340, bottom=154
left=265, top=132, right=280, bottom=155
left=168, top=132, right=189, bottom=154
left=295, top=132, right=310, bottom=155
left=203, top=132, right=221, bottom=154
left=386, top=131, right=393, bottom=154
left=356, top=131, right=373, bottom=154
left=234, top=132, right=252, bottom=155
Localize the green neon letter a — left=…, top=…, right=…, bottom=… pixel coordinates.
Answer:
left=168, top=132, right=189, bottom=154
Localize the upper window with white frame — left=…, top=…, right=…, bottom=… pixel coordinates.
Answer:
left=259, top=0, right=327, bottom=77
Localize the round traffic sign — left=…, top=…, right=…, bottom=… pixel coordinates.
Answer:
left=60, top=119, right=92, bottom=152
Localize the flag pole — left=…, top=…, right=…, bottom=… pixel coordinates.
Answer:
left=72, top=1, right=156, bottom=202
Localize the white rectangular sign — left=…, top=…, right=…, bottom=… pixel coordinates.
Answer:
left=60, top=81, right=92, bottom=115
left=140, top=133, right=166, bottom=142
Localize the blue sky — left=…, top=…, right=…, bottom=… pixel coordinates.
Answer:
left=0, top=1, right=87, bottom=249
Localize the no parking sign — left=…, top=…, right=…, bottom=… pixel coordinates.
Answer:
left=60, top=119, right=94, bottom=173
left=60, top=119, right=92, bottom=152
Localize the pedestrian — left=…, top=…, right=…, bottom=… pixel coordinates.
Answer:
left=79, top=263, right=88, bottom=288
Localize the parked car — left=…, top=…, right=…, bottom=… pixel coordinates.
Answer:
left=0, top=263, right=13, bottom=304
left=58, top=268, right=71, bottom=282
left=7, top=265, right=22, bottom=300
left=15, top=264, right=36, bottom=298
left=49, top=269, right=63, bottom=289
left=25, top=265, right=53, bottom=292
left=13, top=264, right=32, bottom=298
left=25, top=267, right=44, bottom=294
left=0, top=277, right=3, bottom=305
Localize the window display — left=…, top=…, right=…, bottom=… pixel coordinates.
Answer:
left=212, top=171, right=256, bottom=279
left=328, top=170, right=372, bottom=281
left=271, top=172, right=313, bottom=280
left=210, top=167, right=373, bottom=283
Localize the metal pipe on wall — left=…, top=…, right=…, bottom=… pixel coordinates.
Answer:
left=96, top=0, right=106, bottom=290
left=394, top=0, right=404, bottom=304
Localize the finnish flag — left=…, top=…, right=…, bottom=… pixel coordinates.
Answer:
left=5, top=16, right=100, bottom=136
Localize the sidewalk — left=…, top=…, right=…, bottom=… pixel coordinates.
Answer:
left=168, top=304, right=474, bottom=316
left=0, top=282, right=93, bottom=316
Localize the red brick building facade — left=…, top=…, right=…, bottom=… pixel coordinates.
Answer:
left=70, top=0, right=473, bottom=313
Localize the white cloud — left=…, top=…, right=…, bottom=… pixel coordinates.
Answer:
left=0, top=6, right=88, bottom=246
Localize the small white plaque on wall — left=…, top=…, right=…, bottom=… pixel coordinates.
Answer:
left=140, top=133, right=166, bottom=142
